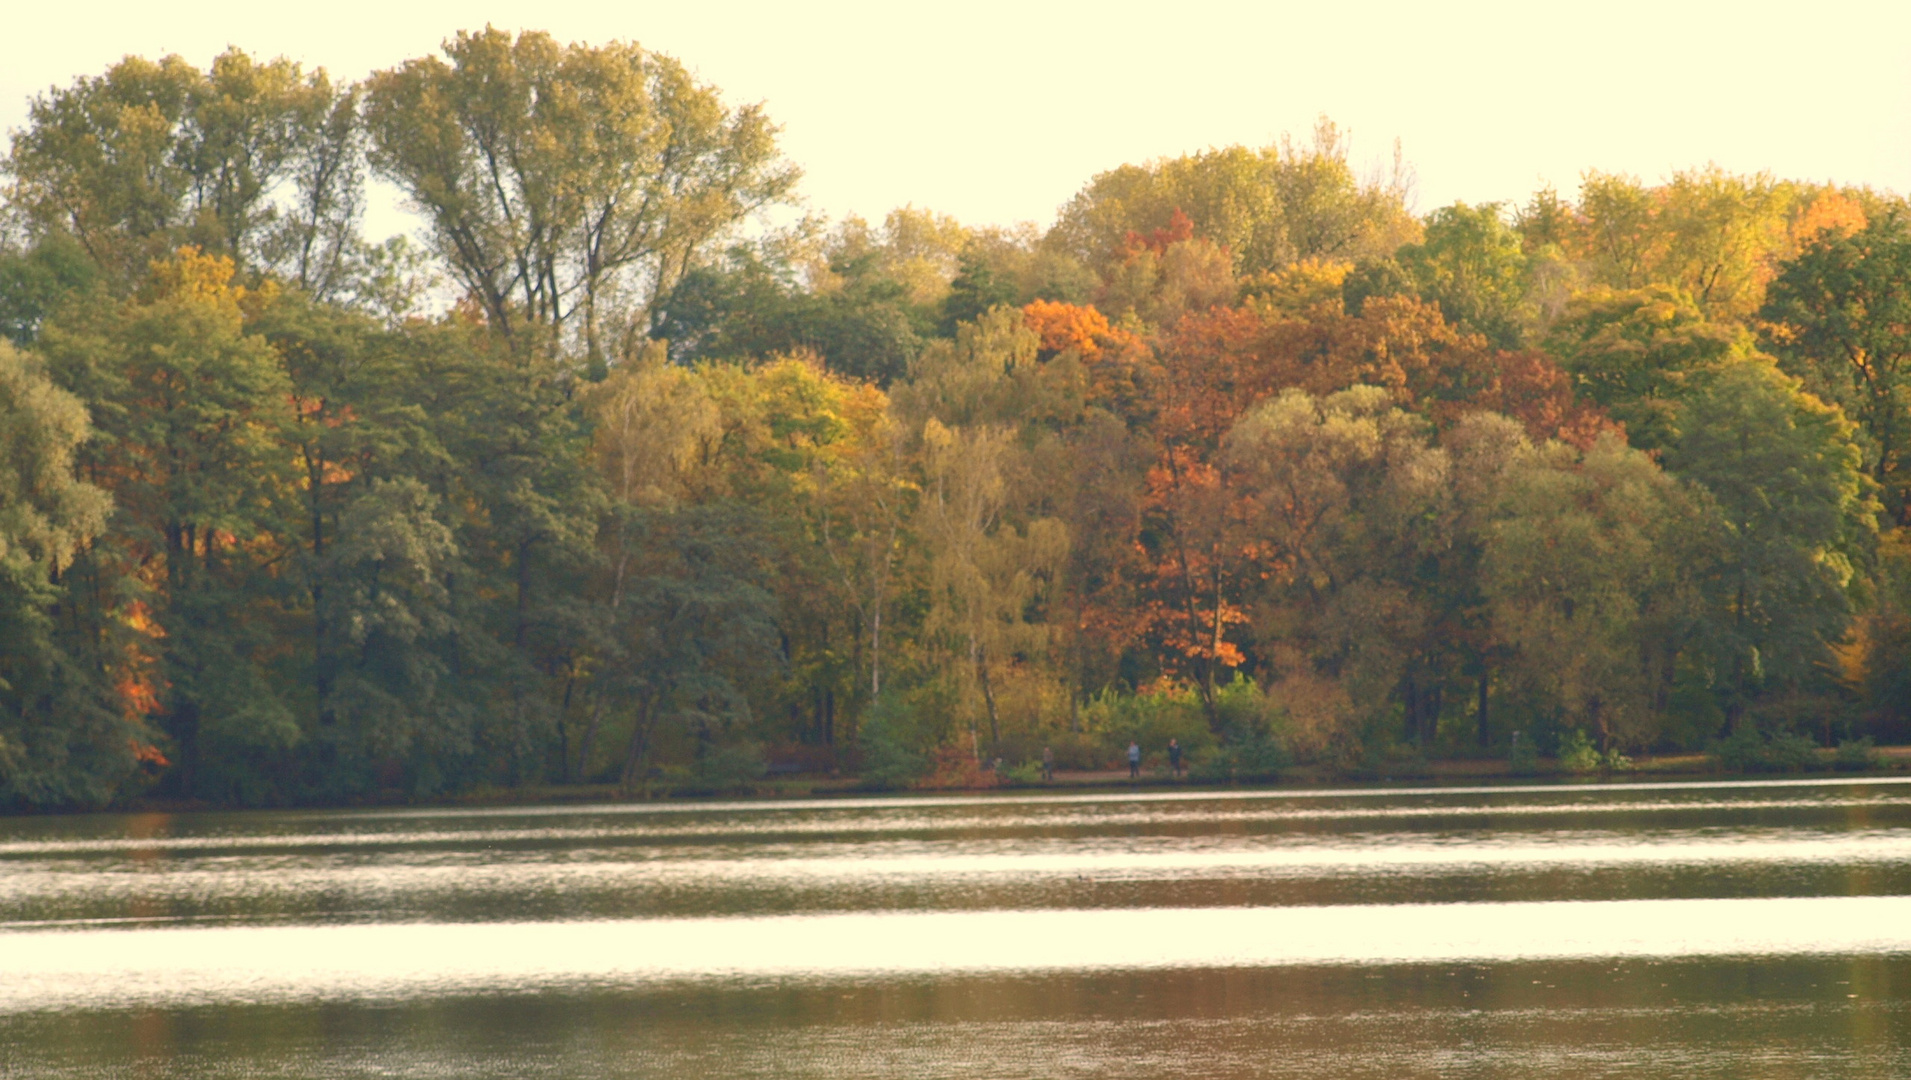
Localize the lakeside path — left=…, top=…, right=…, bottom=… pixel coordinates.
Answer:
left=84, top=747, right=1911, bottom=815
left=224, top=745, right=1910, bottom=814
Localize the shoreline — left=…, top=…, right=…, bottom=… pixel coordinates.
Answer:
left=18, top=745, right=1902, bottom=818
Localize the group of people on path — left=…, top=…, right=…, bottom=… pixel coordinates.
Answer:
left=1039, top=739, right=1185, bottom=782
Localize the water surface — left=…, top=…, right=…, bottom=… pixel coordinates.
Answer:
left=3, top=777, right=1908, bottom=1076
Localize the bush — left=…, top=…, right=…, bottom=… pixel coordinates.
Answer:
left=1763, top=732, right=1820, bottom=771
left=1036, top=731, right=1107, bottom=771
left=1835, top=736, right=1880, bottom=771
left=1353, top=738, right=1431, bottom=780
left=1080, top=682, right=1213, bottom=765
left=1711, top=727, right=1820, bottom=773
left=689, top=741, right=766, bottom=791
left=919, top=744, right=995, bottom=789
left=1557, top=729, right=1600, bottom=774
left=1076, top=676, right=1291, bottom=780
left=1000, top=760, right=1045, bottom=786
left=856, top=695, right=929, bottom=789
left=1191, top=677, right=1292, bottom=782
left=1508, top=731, right=1541, bottom=775
left=1191, top=728, right=1291, bottom=782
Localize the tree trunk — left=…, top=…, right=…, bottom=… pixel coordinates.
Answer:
left=1204, top=552, right=1225, bottom=726
left=869, top=516, right=898, bottom=700
left=576, top=693, right=607, bottom=782
left=556, top=667, right=576, bottom=783
left=307, top=444, right=331, bottom=723
left=975, top=640, right=1001, bottom=752
left=1070, top=596, right=1085, bottom=733
left=620, top=697, right=654, bottom=791
left=1476, top=666, right=1490, bottom=748
left=514, top=536, right=534, bottom=651
left=1403, top=675, right=1419, bottom=745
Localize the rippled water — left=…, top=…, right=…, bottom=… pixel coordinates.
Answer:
left=4, top=777, right=1910, bottom=1076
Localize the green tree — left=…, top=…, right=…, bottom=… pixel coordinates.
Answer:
left=1396, top=202, right=1529, bottom=348
left=6, top=49, right=364, bottom=295
left=1545, top=285, right=1742, bottom=452
left=1762, top=214, right=1911, bottom=521
left=38, top=250, right=300, bottom=800
left=363, top=28, right=797, bottom=366
left=938, top=252, right=1019, bottom=336
left=244, top=293, right=485, bottom=797
left=1481, top=430, right=1701, bottom=752
left=308, top=478, right=459, bottom=795
left=0, top=341, right=121, bottom=806
left=653, top=249, right=927, bottom=385
left=0, top=233, right=100, bottom=346
left=1048, top=120, right=1418, bottom=278
left=1668, top=359, right=1875, bottom=726
left=597, top=502, right=779, bottom=789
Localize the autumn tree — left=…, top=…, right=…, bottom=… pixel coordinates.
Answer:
left=1570, top=168, right=1803, bottom=321
left=6, top=49, right=364, bottom=296
left=1049, top=120, right=1418, bottom=278
left=895, top=309, right=1079, bottom=753
left=1480, top=430, right=1702, bottom=752
left=37, top=249, right=299, bottom=799
left=1762, top=214, right=1911, bottom=521
left=1094, top=213, right=1238, bottom=331
left=364, top=28, right=797, bottom=365
left=1223, top=387, right=1451, bottom=753
left=694, top=354, right=897, bottom=750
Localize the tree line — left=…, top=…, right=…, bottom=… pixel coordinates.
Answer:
left=2, top=29, right=1908, bottom=807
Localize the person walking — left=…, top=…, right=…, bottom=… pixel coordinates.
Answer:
left=1041, top=746, right=1055, bottom=782
left=1127, top=741, right=1141, bottom=779
left=1167, top=738, right=1182, bottom=777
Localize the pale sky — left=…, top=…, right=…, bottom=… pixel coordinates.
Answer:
left=5, top=0, right=1909, bottom=242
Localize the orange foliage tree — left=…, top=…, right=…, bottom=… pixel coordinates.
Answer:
left=1131, top=290, right=1610, bottom=725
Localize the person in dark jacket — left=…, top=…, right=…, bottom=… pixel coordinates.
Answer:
left=1167, top=738, right=1183, bottom=777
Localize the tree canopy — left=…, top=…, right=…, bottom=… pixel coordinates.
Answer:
left=0, top=36, right=1904, bottom=808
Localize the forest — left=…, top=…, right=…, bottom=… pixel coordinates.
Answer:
left=3, top=29, right=1909, bottom=808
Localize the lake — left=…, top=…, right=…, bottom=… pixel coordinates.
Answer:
left=3, top=776, right=1909, bottom=1077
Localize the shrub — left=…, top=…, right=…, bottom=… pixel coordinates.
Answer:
left=689, top=741, right=766, bottom=791
left=1710, top=727, right=1762, bottom=773
left=1000, top=760, right=1045, bottom=786
left=1711, top=727, right=1821, bottom=773
left=1835, top=736, right=1880, bottom=771
left=1354, top=738, right=1430, bottom=780
left=1080, top=682, right=1213, bottom=763
left=1508, top=732, right=1541, bottom=775
left=856, top=695, right=929, bottom=789
left=1763, top=732, right=1820, bottom=771
left=1191, top=729, right=1291, bottom=782
left=919, top=744, right=996, bottom=789
left=1557, top=729, right=1600, bottom=774
left=1038, top=731, right=1107, bottom=771
left=1191, top=676, right=1292, bottom=782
